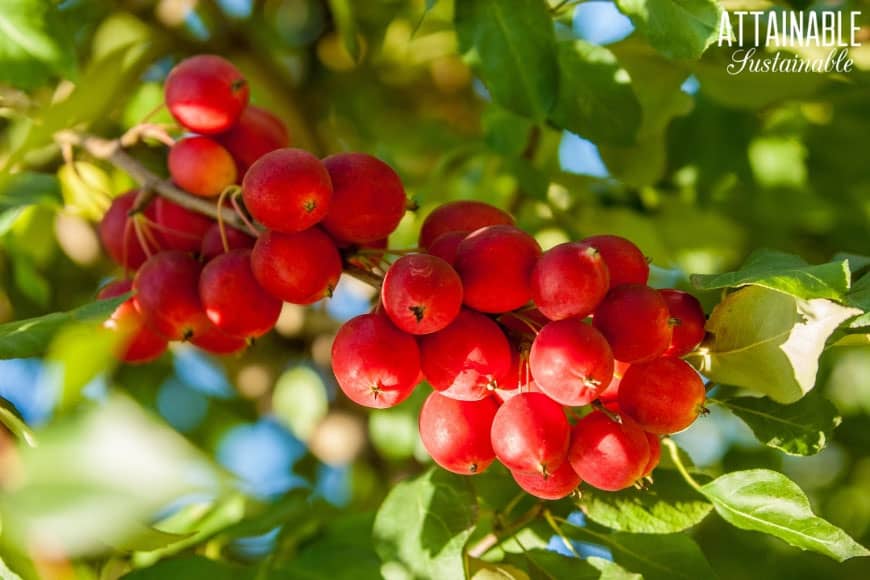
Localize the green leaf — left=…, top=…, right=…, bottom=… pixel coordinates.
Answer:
left=691, top=249, right=851, bottom=301
left=0, top=295, right=126, bottom=359
left=699, top=469, right=870, bottom=561
left=0, top=172, right=61, bottom=212
left=327, top=0, right=360, bottom=62
left=614, top=0, right=722, bottom=60
left=517, top=549, right=601, bottom=579
left=846, top=273, right=870, bottom=313
left=0, top=556, right=24, bottom=580
left=373, top=468, right=477, bottom=579
left=715, top=392, right=841, bottom=456
left=549, top=40, right=641, bottom=146
left=562, top=525, right=717, bottom=580
left=107, top=525, right=193, bottom=553
left=482, top=104, right=534, bottom=157
left=696, top=286, right=860, bottom=403
left=123, top=556, right=252, bottom=580
left=0, top=404, right=37, bottom=447
left=579, top=470, right=713, bottom=533
left=0, top=0, right=76, bottom=88
left=588, top=557, right=643, bottom=580
left=456, top=0, right=558, bottom=120
left=47, top=322, right=122, bottom=411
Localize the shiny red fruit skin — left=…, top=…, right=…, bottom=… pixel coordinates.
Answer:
left=321, top=153, right=406, bottom=243
left=331, top=314, right=421, bottom=408
left=153, top=197, right=214, bottom=253
left=191, top=323, right=248, bottom=355
left=568, top=411, right=650, bottom=491
left=98, top=280, right=167, bottom=363
left=642, top=433, right=661, bottom=478
left=164, top=54, right=249, bottom=134
left=216, top=105, right=289, bottom=175
left=490, top=392, right=570, bottom=475
left=200, top=223, right=255, bottom=261
left=426, top=231, right=465, bottom=266
left=617, top=357, right=706, bottom=435
left=529, top=319, right=614, bottom=407
left=454, top=225, right=541, bottom=313
left=99, top=191, right=161, bottom=270
left=168, top=137, right=237, bottom=198
left=511, top=459, right=581, bottom=500
left=419, top=200, right=514, bottom=249
left=498, top=343, right=534, bottom=392
left=419, top=309, right=512, bottom=401
left=530, top=242, right=609, bottom=321
left=597, top=360, right=631, bottom=402
left=199, top=249, right=282, bottom=338
left=251, top=228, right=341, bottom=304
left=133, top=251, right=210, bottom=341
left=419, top=392, right=499, bottom=475
left=660, top=289, right=706, bottom=357
left=583, top=234, right=649, bottom=288
left=381, top=254, right=463, bottom=335
left=242, top=148, right=332, bottom=233
left=592, top=284, right=672, bottom=363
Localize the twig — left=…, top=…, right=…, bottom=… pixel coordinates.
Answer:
left=466, top=503, right=543, bottom=558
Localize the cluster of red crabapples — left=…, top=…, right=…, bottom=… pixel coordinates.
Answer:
left=97, top=54, right=405, bottom=362
left=331, top=205, right=709, bottom=499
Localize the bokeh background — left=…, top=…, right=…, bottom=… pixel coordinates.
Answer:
left=0, top=0, right=868, bottom=578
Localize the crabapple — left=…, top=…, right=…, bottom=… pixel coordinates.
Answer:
left=597, top=360, right=631, bottom=402
left=453, top=225, right=541, bottom=313
left=191, top=322, right=248, bottom=355
left=419, top=309, right=512, bottom=400
left=381, top=254, right=463, bottom=335
left=331, top=313, right=421, bottom=408
left=321, top=153, right=407, bottom=243
left=168, top=136, right=237, bottom=198
left=199, top=249, right=282, bottom=338
left=200, top=223, right=255, bottom=261
left=133, top=251, right=210, bottom=341
left=418, top=392, right=499, bottom=475
left=98, top=280, right=167, bottom=363
left=426, top=231, right=466, bottom=266
left=617, top=357, right=706, bottom=434
left=99, top=191, right=161, bottom=270
left=568, top=410, right=650, bottom=491
left=242, top=148, right=332, bottom=233
left=251, top=228, right=341, bottom=304
left=660, top=289, right=706, bottom=357
left=511, top=460, right=581, bottom=500
left=164, top=54, right=248, bottom=134
left=491, top=392, right=570, bottom=475
left=592, top=284, right=672, bottom=363
left=529, top=319, right=614, bottom=407
left=418, top=200, right=513, bottom=249
left=153, top=197, right=214, bottom=253
left=216, top=105, right=289, bottom=174
left=582, top=234, right=649, bottom=288
left=642, top=433, right=661, bottom=478
left=530, top=242, right=609, bottom=320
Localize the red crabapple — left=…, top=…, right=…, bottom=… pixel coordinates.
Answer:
left=530, top=242, right=609, bottom=320
left=511, top=459, right=581, bottom=500
left=419, top=309, right=512, bottom=400
left=168, top=136, right=237, bottom=198
left=99, top=191, right=161, bottom=270
left=592, top=284, right=672, bottom=363
left=582, top=234, right=649, bottom=288
left=597, top=360, right=631, bottom=402
left=418, top=200, right=514, bottom=249
left=617, top=357, right=706, bottom=434
left=418, top=392, right=499, bottom=475
left=331, top=313, right=421, bottom=408
left=191, top=322, right=248, bottom=355
left=98, top=280, right=168, bottom=363
left=660, top=289, right=706, bottom=357
left=568, top=410, right=650, bottom=491
left=642, top=433, right=661, bottom=478
left=199, top=249, right=282, bottom=338
left=216, top=105, right=289, bottom=174
left=242, top=148, right=332, bottom=233
left=133, top=251, right=210, bottom=341
left=381, top=254, right=463, bottom=335
left=153, top=197, right=214, bottom=253
left=321, top=153, right=407, bottom=243
left=251, top=228, right=341, bottom=304
left=200, top=223, right=255, bottom=261
left=453, top=225, right=541, bottom=313
left=499, top=344, right=535, bottom=392
left=529, top=319, right=614, bottom=407
left=491, top=392, right=570, bottom=475
left=164, top=54, right=249, bottom=134
left=427, top=231, right=466, bottom=266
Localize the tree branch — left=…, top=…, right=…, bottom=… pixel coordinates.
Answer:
left=466, top=503, right=543, bottom=559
